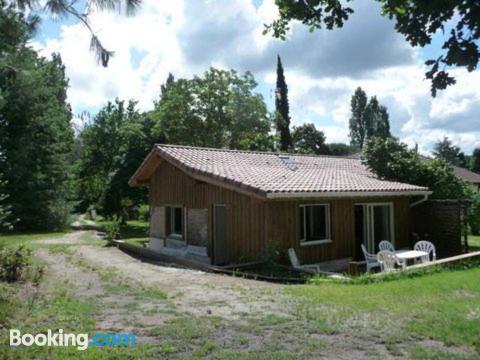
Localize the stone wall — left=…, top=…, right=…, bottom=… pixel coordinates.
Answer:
left=411, top=200, right=463, bottom=258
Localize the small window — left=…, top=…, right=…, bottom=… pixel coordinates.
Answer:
left=167, top=206, right=183, bottom=238
left=299, top=204, right=331, bottom=245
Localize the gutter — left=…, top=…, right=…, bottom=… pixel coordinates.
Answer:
left=266, top=190, right=432, bottom=200
left=409, top=193, right=430, bottom=207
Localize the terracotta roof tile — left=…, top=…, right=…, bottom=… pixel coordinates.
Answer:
left=154, top=145, right=429, bottom=197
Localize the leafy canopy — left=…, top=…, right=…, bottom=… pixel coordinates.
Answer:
left=433, top=137, right=467, bottom=168
left=265, top=0, right=480, bottom=96
left=150, top=68, right=274, bottom=151
left=349, top=87, right=391, bottom=149
left=362, top=137, right=467, bottom=200
left=0, top=4, right=75, bottom=230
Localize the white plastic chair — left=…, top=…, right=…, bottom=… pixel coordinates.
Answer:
left=377, top=250, right=406, bottom=272
left=288, top=248, right=320, bottom=274
left=378, top=240, right=395, bottom=252
left=414, top=241, right=436, bottom=263
left=361, top=244, right=380, bottom=273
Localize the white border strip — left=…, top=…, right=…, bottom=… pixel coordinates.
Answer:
left=266, top=190, right=432, bottom=199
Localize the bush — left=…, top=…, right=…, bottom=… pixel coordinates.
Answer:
left=137, top=204, right=150, bottom=222
left=363, top=137, right=467, bottom=199
left=104, top=215, right=121, bottom=241
left=0, top=245, right=31, bottom=282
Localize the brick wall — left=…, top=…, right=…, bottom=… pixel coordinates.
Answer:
left=411, top=200, right=463, bottom=258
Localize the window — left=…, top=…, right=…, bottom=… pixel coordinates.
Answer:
left=167, top=206, right=183, bottom=238
left=299, top=204, right=331, bottom=245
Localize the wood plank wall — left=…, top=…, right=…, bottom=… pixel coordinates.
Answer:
left=149, top=161, right=266, bottom=263
left=149, top=160, right=412, bottom=264
left=265, top=197, right=412, bottom=264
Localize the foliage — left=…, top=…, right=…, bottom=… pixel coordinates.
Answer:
left=137, top=204, right=150, bottom=222
left=471, top=148, right=480, bottom=173
left=349, top=87, right=391, bottom=149
left=151, top=68, right=274, bottom=150
left=362, top=137, right=467, bottom=199
left=292, top=123, right=328, bottom=154
left=467, top=189, right=480, bottom=235
left=274, top=55, right=292, bottom=151
left=265, top=0, right=480, bottom=96
left=0, top=173, right=14, bottom=231
left=104, top=215, right=121, bottom=241
left=0, top=6, right=75, bottom=231
left=0, top=245, right=30, bottom=282
left=433, top=137, right=467, bottom=168
left=5, top=0, right=142, bottom=67
left=75, top=99, right=150, bottom=217
left=325, top=143, right=357, bottom=156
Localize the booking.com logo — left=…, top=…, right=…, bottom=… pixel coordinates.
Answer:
left=10, top=329, right=136, bottom=351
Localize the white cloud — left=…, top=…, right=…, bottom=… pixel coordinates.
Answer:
left=31, top=0, right=480, bottom=153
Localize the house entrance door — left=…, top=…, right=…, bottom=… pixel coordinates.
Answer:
left=213, top=204, right=228, bottom=265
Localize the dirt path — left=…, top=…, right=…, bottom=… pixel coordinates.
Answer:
left=31, top=231, right=463, bottom=359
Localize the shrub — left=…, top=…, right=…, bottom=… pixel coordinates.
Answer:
left=0, top=245, right=31, bottom=282
left=104, top=215, right=121, bottom=241
left=138, top=204, right=150, bottom=222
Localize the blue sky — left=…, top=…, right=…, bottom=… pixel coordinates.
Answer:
left=32, top=0, right=480, bottom=154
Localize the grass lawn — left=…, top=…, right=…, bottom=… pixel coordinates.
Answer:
left=469, top=234, right=480, bottom=251
left=0, top=231, right=71, bottom=248
left=95, top=219, right=149, bottom=240
left=291, top=267, right=480, bottom=355
left=1, top=230, right=480, bottom=359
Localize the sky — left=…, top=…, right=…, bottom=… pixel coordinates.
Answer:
left=31, top=0, right=480, bottom=155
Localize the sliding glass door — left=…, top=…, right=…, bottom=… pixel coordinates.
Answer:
left=356, top=203, right=394, bottom=253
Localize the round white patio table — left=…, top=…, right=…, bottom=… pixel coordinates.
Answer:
left=396, top=250, right=429, bottom=263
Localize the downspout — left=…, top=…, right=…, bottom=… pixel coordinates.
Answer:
left=410, top=193, right=430, bottom=207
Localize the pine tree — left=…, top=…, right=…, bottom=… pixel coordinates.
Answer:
left=275, top=55, right=292, bottom=151
left=0, top=7, right=74, bottom=230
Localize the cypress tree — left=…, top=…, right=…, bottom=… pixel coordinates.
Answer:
left=275, top=55, right=292, bottom=151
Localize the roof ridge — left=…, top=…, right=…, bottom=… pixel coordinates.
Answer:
left=155, top=144, right=360, bottom=160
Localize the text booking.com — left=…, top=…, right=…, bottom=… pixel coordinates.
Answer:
left=10, top=329, right=136, bottom=351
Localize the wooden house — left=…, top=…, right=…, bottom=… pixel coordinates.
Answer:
left=129, top=145, right=431, bottom=266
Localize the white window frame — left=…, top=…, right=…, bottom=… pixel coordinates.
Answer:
left=299, top=204, right=332, bottom=246
left=355, top=202, right=395, bottom=253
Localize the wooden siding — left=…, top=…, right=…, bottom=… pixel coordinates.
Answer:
left=265, top=197, right=412, bottom=264
left=149, top=160, right=266, bottom=263
left=149, top=160, right=413, bottom=264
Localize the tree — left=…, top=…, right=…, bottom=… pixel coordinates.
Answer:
left=365, top=96, right=391, bottom=140
left=433, top=137, right=467, bottom=168
left=326, top=143, right=357, bottom=156
left=363, top=137, right=467, bottom=199
left=0, top=7, right=75, bottom=230
left=265, top=0, right=480, bottom=96
left=349, top=88, right=391, bottom=149
left=76, top=99, right=149, bottom=217
left=349, top=87, right=369, bottom=149
left=292, top=123, right=328, bottom=154
left=4, top=0, right=141, bottom=67
left=470, top=148, right=480, bottom=173
left=0, top=172, right=14, bottom=231
left=275, top=55, right=292, bottom=151
left=150, top=68, right=274, bottom=151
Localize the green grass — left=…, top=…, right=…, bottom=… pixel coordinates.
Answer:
left=289, top=266, right=480, bottom=351
left=0, top=231, right=70, bottom=248
left=468, top=234, right=480, bottom=251
left=95, top=219, right=149, bottom=240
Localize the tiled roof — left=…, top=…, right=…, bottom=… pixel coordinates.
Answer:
left=145, top=144, right=429, bottom=198
left=451, top=165, right=480, bottom=184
